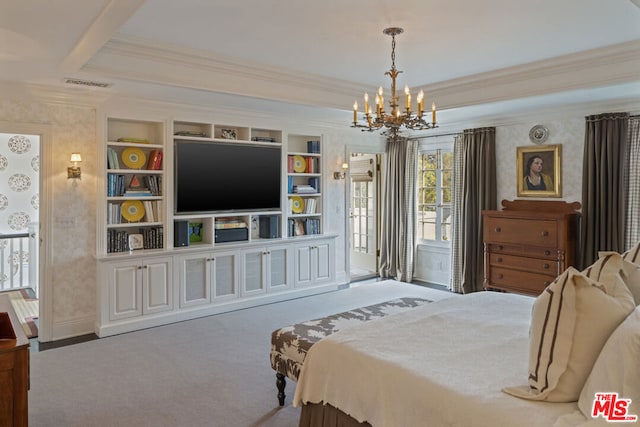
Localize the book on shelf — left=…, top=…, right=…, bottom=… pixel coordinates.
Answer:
left=293, top=184, right=316, bottom=194
left=107, top=174, right=126, bottom=197
left=287, top=155, right=294, bottom=173
left=143, top=201, right=155, bottom=222
left=306, top=140, right=320, bottom=153
left=124, top=189, right=153, bottom=197
left=308, top=177, right=319, bottom=192
left=288, top=176, right=294, bottom=194
left=304, top=198, right=316, bottom=214
left=107, top=147, right=120, bottom=169
left=214, top=220, right=247, bottom=229
left=117, top=137, right=150, bottom=144
left=146, top=150, right=163, bottom=170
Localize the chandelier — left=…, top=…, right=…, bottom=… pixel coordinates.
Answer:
left=351, top=27, right=437, bottom=136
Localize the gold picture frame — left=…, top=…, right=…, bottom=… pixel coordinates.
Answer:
left=516, top=144, right=562, bottom=197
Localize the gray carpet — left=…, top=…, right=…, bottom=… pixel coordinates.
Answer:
left=29, top=280, right=454, bottom=427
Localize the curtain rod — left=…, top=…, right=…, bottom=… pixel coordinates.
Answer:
left=408, top=131, right=461, bottom=141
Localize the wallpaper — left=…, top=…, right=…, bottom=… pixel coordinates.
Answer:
left=0, top=133, right=39, bottom=288
left=0, top=98, right=97, bottom=338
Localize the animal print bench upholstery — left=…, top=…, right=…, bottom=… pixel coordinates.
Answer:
left=270, top=296, right=431, bottom=405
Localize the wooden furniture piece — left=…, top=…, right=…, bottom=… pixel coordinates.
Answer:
left=0, top=295, right=30, bottom=427
left=482, top=199, right=581, bottom=296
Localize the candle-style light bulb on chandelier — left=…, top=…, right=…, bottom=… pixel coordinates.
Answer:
left=351, top=27, right=437, bottom=136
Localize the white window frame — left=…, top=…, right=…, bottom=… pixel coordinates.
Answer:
left=416, top=141, right=453, bottom=245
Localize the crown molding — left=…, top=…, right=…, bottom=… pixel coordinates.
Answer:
left=82, top=35, right=640, bottom=114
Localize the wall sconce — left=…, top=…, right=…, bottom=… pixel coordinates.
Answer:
left=67, top=153, right=82, bottom=179
left=333, top=162, right=349, bottom=180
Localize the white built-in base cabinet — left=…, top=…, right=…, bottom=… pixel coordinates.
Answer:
left=294, top=241, right=334, bottom=287
left=96, top=236, right=336, bottom=337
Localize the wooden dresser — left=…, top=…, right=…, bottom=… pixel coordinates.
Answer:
left=483, top=200, right=581, bottom=296
left=0, top=295, right=30, bottom=427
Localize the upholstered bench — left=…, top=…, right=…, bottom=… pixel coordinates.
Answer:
left=270, top=296, right=431, bottom=405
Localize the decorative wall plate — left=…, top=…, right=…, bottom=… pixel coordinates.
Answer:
left=291, top=196, right=304, bottom=214
left=293, top=155, right=306, bottom=173
left=122, top=147, right=146, bottom=169
left=529, top=125, right=549, bottom=144
left=121, top=200, right=145, bottom=222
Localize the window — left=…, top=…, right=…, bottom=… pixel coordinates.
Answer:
left=417, top=148, right=452, bottom=242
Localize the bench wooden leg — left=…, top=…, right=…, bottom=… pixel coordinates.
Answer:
left=276, top=373, right=286, bottom=406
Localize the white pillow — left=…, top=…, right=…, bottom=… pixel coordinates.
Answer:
left=623, top=241, right=640, bottom=264
left=504, top=267, right=635, bottom=402
left=578, top=307, right=640, bottom=421
left=590, top=252, right=640, bottom=306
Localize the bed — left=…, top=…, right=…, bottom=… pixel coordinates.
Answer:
left=292, top=256, right=640, bottom=427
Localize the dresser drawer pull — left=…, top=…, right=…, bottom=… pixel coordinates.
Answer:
left=544, top=250, right=551, bottom=256
left=497, top=274, right=504, bottom=279
left=543, top=263, right=550, bottom=269
left=497, top=245, right=504, bottom=251
left=496, top=257, right=503, bottom=263
left=541, top=230, right=549, bottom=237
left=494, top=227, right=501, bottom=233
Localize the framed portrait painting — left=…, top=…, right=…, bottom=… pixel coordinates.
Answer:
left=516, top=144, right=562, bottom=198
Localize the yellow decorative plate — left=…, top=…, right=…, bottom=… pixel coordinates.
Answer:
left=121, top=200, right=145, bottom=222
left=291, top=196, right=304, bottom=214
left=122, top=147, right=146, bottom=169
left=293, top=155, right=306, bottom=173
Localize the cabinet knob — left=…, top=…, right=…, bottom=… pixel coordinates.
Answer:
left=541, top=230, right=549, bottom=237
left=142, top=265, right=148, bottom=269
left=496, top=257, right=503, bottom=263
left=497, top=245, right=503, bottom=251
left=137, top=266, right=143, bottom=270
left=497, top=274, right=503, bottom=279
left=544, top=250, right=551, bottom=256
left=494, top=227, right=501, bottom=233
left=543, top=263, right=550, bottom=269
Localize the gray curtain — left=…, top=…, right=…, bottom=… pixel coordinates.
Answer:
left=625, top=116, right=640, bottom=250
left=379, top=134, right=418, bottom=282
left=449, top=127, right=497, bottom=294
left=580, top=112, right=629, bottom=268
left=449, top=134, right=465, bottom=293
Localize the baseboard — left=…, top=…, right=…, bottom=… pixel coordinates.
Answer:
left=49, top=316, right=95, bottom=342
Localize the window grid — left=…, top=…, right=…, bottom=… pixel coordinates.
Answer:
left=352, top=181, right=373, bottom=253
left=417, top=149, right=452, bottom=242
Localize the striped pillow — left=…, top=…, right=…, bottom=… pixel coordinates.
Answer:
left=504, top=267, right=634, bottom=402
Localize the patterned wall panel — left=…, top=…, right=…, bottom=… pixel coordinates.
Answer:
left=0, top=133, right=39, bottom=288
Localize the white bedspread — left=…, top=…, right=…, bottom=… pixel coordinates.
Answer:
left=293, top=291, right=578, bottom=427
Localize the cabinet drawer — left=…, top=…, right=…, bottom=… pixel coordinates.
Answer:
left=487, top=267, right=556, bottom=295
left=487, top=243, right=558, bottom=260
left=489, top=253, right=559, bottom=275
left=485, top=217, right=558, bottom=246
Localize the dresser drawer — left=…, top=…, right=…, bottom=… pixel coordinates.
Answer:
left=487, top=243, right=559, bottom=260
left=489, top=253, right=559, bottom=275
left=487, top=267, right=556, bottom=295
left=485, top=217, right=558, bottom=246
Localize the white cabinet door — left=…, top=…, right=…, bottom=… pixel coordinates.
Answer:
left=294, top=239, right=335, bottom=288
left=142, top=257, right=173, bottom=314
left=108, top=256, right=173, bottom=320
left=313, top=241, right=332, bottom=285
left=212, top=250, right=239, bottom=302
left=110, top=262, right=142, bottom=321
left=241, top=247, right=267, bottom=296
left=178, top=253, right=212, bottom=308
left=267, top=245, right=291, bottom=292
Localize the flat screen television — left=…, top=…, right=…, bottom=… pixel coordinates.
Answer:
left=174, top=140, right=281, bottom=214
